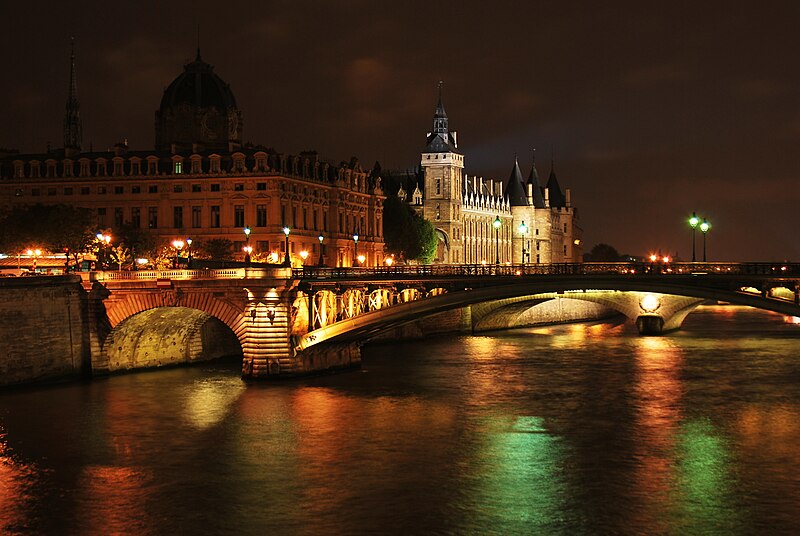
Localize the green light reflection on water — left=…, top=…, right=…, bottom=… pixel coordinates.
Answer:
left=673, top=418, right=740, bottom=533
left=472, top=415, right=568, bottom=532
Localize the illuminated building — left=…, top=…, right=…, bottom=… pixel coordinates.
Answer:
left=0, top=46, right=385, bottom=267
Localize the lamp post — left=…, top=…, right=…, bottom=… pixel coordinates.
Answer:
left=493, top=215, right=501, bottom=265
left=96, top=232, right=111, bottom=269
left=318, top=234, right=324, bottom=266
left=282, top=226, right=291, bottom=266
left=689, top=212, right=699, bottom=262
left=243, top=226, right=251, bottom=265
left=171, top=239, right=184, bottom=268
left=186, top=238, right=193, bottom=268
left=26, top=248, right=41, bottom=273
left=353, top=232, right=359, bottom=266
left=518, top=221, right=528, bottom=264
left=700, top=218, right=710, bottom=262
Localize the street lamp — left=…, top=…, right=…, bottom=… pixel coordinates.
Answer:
left=282, top=226, right=291, bottom=266
left=518, top=221, right=528, bottom=264
left=26, top=248, right=41, bottom=273
left=493, top=215, right=502, bottom=265
left=171, top=239, right=184, bottom=268
left=243, top=227, right=251, bottom=265
left=186, top=238, right=193, bottom=268
left=700, top=218, right=710, bottom=262
left=300, top=250, right=309, bottom=265
left=96, top=232, right=111, bottom=269
left=318, top=234, right=324, bottom=266
left=353, top=232, right=359, bottom=266
left=689, top=212, right=699, bottom=262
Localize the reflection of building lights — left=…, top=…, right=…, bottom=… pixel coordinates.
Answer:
left=640, top=294, right=661, bottom=312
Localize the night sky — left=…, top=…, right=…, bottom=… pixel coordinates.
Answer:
left=2, top=1, right=799, bottom=261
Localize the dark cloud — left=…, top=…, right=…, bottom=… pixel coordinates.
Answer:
left=1, top=1, right=799, bottom=260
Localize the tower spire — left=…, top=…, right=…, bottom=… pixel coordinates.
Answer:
left=64, top=37, right=82, bottom=154
left=433, top=80, right=448, bottom=135
left=196, top=24, right=202, bottom=61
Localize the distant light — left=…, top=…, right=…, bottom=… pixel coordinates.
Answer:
left=300, top=250, right=309, bottom=259
left=283, top=226, right=290, bottom=236
left=663, top=256, right=671, bottom=263
left=649, top=254, right=657, bottom=262
left=573, top=239, right=581, bottom=246
left=136, top=258, right=148, bottom=265
left=385, top=257, right=394, bottom=266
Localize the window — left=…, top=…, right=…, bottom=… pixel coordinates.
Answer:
left=280, top=205, right=286, bottom=226
left=234, top=183, right=244, bottom=191
left=31, top=188, right=41, bottom=196
left=64, top=187, right=73, bottom=196
left=192, top=184, right=201, bottom=193
left=210, top=183, right=220, bottom=192
left=114, top=208, right=124, bottom=227
left=435, top=179, right=441, bottom=195
left=173, top=185, right=183, bottom=193
left=131, top=185, right=141, bottom=194
left=148, top=207, right=158, bottom=229
left=564, top=245, right=567, bottom=255
left=256, top=182, right=266, bottom=191
left=302, top=208, right=307, bottom=229
left=256, top=205, right=267, bottom=227
left=234, top=205, right=245, bottom=228
left=535, top=228, right=539, bottom=236
left=131, top=207, right=141, bottom=228
left=97, top=207, right=107, bottom=226
left=210, top=206, right=220, bottom=228
left=148, top=185, right=158, bottom=194
left=114, top=186, right=124, bottom=194
left=292, top=207, right=297, bottom=227
left=173, top=206, right=183, bottom=229
left=97, top=186, right=107, bottom=194
left=80, top=187, right=90, bottom=195
left=47, top=188, right=56, bottom=196
left=256, top=240, right=269, bottom=252
left=174, top=161, right=183, bottom=174
left=192, top=206, right=202, bottom=228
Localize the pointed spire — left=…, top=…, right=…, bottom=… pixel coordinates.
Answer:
left=64, top=37, right=82, bottom=153
left=505, top=154, right=528, bottom=206
left=432, top=80, right=448, bottom=134
left=527, top=148, right=545, bottom=208
left=546, top=149, right=566, bottom=207
left=195, top=24, right=202, bottom=61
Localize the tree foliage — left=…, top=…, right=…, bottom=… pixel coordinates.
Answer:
left=197, top=238, right=235, bottom=260
left=383, top=195, right=437, bottom=263
left=0, top=204, right=96, bottom=266
left=586, top=243, right=621, bottom=262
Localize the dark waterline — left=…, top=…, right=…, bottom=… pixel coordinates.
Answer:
left=2, top=305, right=800, bottom=535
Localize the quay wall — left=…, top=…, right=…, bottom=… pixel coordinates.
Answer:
left=0, top=276, right=90, bottom=387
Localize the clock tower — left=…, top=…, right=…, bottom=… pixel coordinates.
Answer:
left=420, top=86, right=464, bottom=263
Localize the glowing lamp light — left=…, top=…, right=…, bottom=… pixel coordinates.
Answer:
left=640, top=294, right=661, bottom=313
left=662, top=256, right=671, bottom=263
left=172, top=240, right=184, bottom=250
left=649, top=254, right=658, bottom=262
left=357, top=254, right=365, bottom=264
left=700, top=220, right=710, bottom=233
left=243, top=245, right=253, bottom=254
left=300, top=250, right=309, bottom=260
left=385, top=257, right=394, bottom=266
left=689, top=214, right=700, bottom=229
left=136, top=258, right=149, bottom=266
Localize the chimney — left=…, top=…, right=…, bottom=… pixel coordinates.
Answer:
left=544, top=187, right=550, bottom=208
left=565, top=189, right=571, bottom=208
left=527, top=183, right=533, bottom=203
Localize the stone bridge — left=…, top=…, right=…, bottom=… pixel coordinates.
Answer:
left=78, top=261, right=800, bottom=379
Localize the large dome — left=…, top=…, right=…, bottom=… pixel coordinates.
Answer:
left=155, top=50, right=243, bottom=152
left=159, top=51, right=237, bottom=111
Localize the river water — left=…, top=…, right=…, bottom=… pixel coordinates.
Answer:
left=2, top=305, right=800, bottom=535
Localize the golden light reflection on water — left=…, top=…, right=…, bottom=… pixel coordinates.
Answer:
left=183, top=378, right=246, bottom=430
left=76, top=465, right=152, bottom=535
left=631, top=335, right=684, bottom=531
left=0, top=429, right=38, bottom=534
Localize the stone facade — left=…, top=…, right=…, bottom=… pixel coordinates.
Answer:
left=0, top=49, right=385, bottom=268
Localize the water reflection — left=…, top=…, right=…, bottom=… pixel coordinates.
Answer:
left=0, top=307, right=799, bottom=533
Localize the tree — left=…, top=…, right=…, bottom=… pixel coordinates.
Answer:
left=198, top=238, right=235, bottom=260
left=383, top=195, right=438, bottom=264
left=586, top=243, right=621, bottom=262
left=0, top=204, right=96, bottom=269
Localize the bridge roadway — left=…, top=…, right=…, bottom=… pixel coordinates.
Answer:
left=86, top=262, right=800, bottom=379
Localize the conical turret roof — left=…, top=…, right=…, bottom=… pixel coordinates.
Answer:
left=527, top=152, right=546, bottom=208
left=546, top=160, right=566, bottom=207
left=505, top=156, right=529, bottom=206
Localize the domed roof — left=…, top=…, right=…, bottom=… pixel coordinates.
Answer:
left=159, top=50, right=237, bottom=111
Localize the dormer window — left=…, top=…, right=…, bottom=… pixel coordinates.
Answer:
left=112, top=157, right=125, bottom=176
left=45, top=159, right=57, bottom=178
left=95, top=158, right=108, bottom=176
left=146, top=156, right=159, bottom=175
left=231, top=153, right=246, bottom=173
left=13, top=160, right=24, bottom=178
left=209, top=155, right=221, bottom=174
left=175, top=161, right=183, bottom=174
left=130, top=158, right=142, bottom=176
left=29, top=161, right=41, bottom=178
left=79, top=159, right=91, bottom=177
left=190, top=155, right=202, bottom=174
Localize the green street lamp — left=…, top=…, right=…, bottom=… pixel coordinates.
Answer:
left=243, top=226, right=252, bottom=265
left=283, top=226, right=291, bottom=266
left=353, top=232, right=359, bottom=266
left=493, top=215, right=502, bottom=265
left=700, top=218, right=710, bottom=262
left=689, top=212, right=699, bottom=262
left=318, top=234, right=324, bottom=266
left=518, top=221, right=529, bottom=264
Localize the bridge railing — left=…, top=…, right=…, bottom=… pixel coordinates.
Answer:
left=294, top=262, right=800, bottom=280
left=86, top=268, right=246, bottom=281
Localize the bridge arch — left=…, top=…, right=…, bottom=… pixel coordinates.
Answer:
left=104, top=307, right=242, bottom=372
left=295, top=276, right=800, bottom=351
